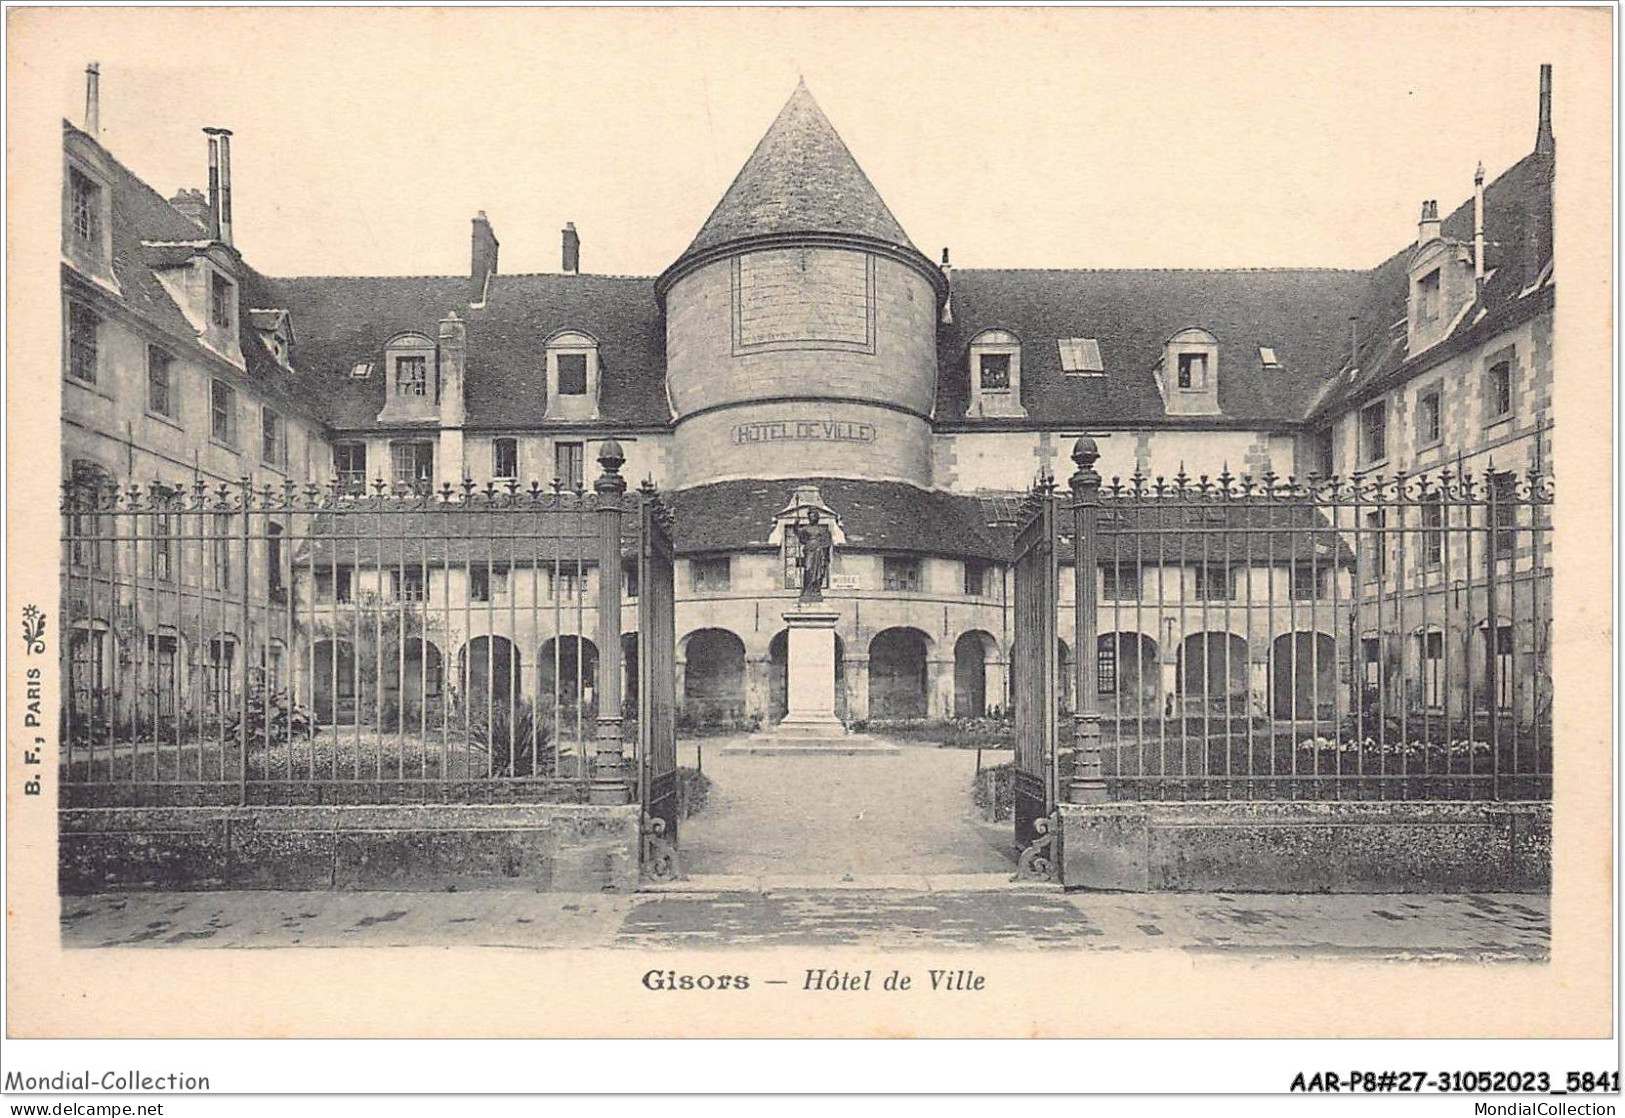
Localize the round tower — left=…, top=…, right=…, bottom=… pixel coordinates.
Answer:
left=656, top=82, right=946, bottom=490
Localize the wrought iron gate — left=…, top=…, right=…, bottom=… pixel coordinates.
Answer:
left=1010, top=480, right=1060, bottom=880
left=637, top=487, right=680, bottom=881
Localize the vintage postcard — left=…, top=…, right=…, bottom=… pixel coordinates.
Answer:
left=1, top=3, right=1616, bottom=1093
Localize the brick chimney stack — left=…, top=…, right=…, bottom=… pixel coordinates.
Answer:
left=168, top=188, right=209, bottom=230
left=203, top=127, right=233, bottom=246
left=1416, top=199, right=1440, bottom=245
left=562, top=222, right=580, bottom=275
left=470, top=211, right=499, bottom=304
left=1535, top=63, right=1554, bottom=156
left=84, top=63, right=100, bottom=136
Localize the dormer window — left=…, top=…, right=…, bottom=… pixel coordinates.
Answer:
left=557, top=353, right=588, bottom=395
left=1157, top=328, right=1220, bottom=416
left=396, top=355, right=428, bottom=397
left=69, top=168, right=102, bottom=249
left=1177, top=352, right=1207, bottom=389
left=210, top=273, right=235, bottom=331
left=1259, top=346, right=1281, bottom=370
left=979, top=353, right=1011, bottom=390
left=544, top=331, right=601, bottom=421
left=1416, top=268, right=1441, bottom=324
left=967, top=329, right=1025, bottom=418
left=377, top=333, right=439, bottom=422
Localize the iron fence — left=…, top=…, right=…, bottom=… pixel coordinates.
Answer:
left=60, top=452, right=662, bottom=808
left=1058, top=442, right=1553, bottom=803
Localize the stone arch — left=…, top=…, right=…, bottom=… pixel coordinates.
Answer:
left=1098, top=631, right=1159, bottom=710
left=1270, top=632, right=1336, bottom=720
left=312, top=638, right=357, bottom=722
left=458, top=635, right=521, bottom=710
left=537, top=635, right=599, bottom=715
left=868, top=627, right=931, bottom=720
left=1176, top=632, right=1249, bottom=708
left=953, top=630, right=999, bottom=718
left=681, top=628, right=747, bottom=724
left=768, top=630, right=846, bottom=723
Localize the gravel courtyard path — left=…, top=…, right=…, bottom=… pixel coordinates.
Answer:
left=676, top=737, right=1017, bottom=877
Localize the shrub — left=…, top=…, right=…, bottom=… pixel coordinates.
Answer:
left=467, top=700, right=556, bottom=777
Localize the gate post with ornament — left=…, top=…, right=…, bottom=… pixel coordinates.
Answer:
left=1068, top=437, right=1108, bottom=805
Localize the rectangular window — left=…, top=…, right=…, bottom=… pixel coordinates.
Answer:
left=261, top=407, right=285, bottom=467
left=1486, top=357, right=1514, bottom=421
left=1421, top=497, right=1444, bottom=567
left=883, top=557, right=922, bottom=593
left=1097, top=639, right=1118, bottom=695
left=1312, top=428, right=1335, bottom=477
left=963, top=559, right=986, bottom=597
left=470, top=564, right=508, bottom=603
left=389, top=567, right=426, bottom=602
left=210, top=273, right=234, bottom=331
left=1420, top=630, right=1444, bottom=708
left=1102, top=562, right=1141, bottom=600
left=1416, top=268, right=1441, bottom=324
left=690, top=556, right=730, bottom=593
left=396, top=355, right=428, bottom=397
left=70, top=630, right=107, bottom=724
left=623, top=560, right=640, bottom=600
left=334, top=442, right=367, bottom=494
left=206, top=638, right=236, bottom=713
left=556, top=353, right=589, bottom=396
left=1290, top=564, right=1321, bottom=600
left=68, top=461, right=110, bottom=570
left=549, top=567, right=584, bottom=600
left=492, top=438, right=518, bottom=479
left=978, top=353, right=1011, bottom=390
left=1490, top=471, right=1518, bottom=557
left=146, top=346, right=175, bottom=418
left=1417, top=386, right=1442, bottom=447
left=1176, top=352, right=1207, bottom=389
left=147, top=635, right=179, bottom=719
left=67, top=302, right=99, bottom=384
left=391, top=441, right=434, bottom=494
left=1193, top=564, right=1231, bottom=600
left=1359, top=400, right=1387, bottom=465
left=210, top=379, right=236, bottom=445
left=150, top=498, right=175, bottom=582
left=555, top=441, right=585, bottom=491
left=210, top=512, right=233, bottom=590
left=1362, top=637, right=1381, bottom=690
left=1364, top=510, right=1387, bottom=581
left=267, top=522, right=285, bottom=600
left=1493, top=625, right=1514, bottom=710
left=69, top=168, right=101, bottom=248
left=317, top=567, right=353, bottom=603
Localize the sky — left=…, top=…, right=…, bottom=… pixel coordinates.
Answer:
left=32, top=6, right=1605, bottom=279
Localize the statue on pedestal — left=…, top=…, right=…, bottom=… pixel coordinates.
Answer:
left=794, top=509, right=833, bottom=602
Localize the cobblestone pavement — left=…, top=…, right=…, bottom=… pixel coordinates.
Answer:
left=61, top=888, right=1549, bottom=959
left=678, top=737, right=1017, bottom=876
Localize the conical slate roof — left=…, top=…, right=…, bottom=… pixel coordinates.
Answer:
left=671, top=81, right=921, bottom=269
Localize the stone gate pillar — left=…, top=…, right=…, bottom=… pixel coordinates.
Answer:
left=926, top=657, right=955, bottom=720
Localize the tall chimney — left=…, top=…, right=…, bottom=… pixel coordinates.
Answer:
left=470, top=211, right=499, bottom=303
left=1348, top=315, right=1359, bottom=369
left=203, top=127, right=233, bottom=245
left=1473, top=162, right=1486, bottom=290
left=1535, top=63, right=1554, bottom=156
left=561, top=222, right=580, bottom=275
left=939, top=247, right=954, bottom=325
left=1417, top=199, right=1441, bottom=245
left=84, top=63, right=100, bottom=136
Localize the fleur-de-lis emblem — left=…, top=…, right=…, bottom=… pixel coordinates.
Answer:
left=22, top=605, right=46, bottom=654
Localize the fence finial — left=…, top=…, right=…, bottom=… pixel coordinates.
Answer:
left=595, top=439, right=628, bottom=495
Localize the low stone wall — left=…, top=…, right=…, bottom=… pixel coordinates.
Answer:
left=1058, top=800, right=1550, bottom=893
left=60, top=804, right=641, bottom=895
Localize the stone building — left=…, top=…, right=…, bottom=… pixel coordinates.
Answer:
left=59, top=68, right=1556, bottom=732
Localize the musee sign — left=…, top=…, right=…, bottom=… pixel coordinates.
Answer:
left=732, top=419, right=877, bottom=445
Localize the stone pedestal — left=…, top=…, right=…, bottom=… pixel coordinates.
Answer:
left=780, top=608, right=843, bottom=736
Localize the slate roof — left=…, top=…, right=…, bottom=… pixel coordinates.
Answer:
left=1060, top=501, right=1355, bottom=565
left=662, top=81, right=922, bottom=282
left=62, top=122, right=332, bottom=425
left=671, top=477, right=1013, bottom=561
left=300, top=504, right=637, bottom=566
left=936, top=268, right=1371, bottom=428
left=269, top=271, right=669, bottom=431
left=1306, top=150, right=1555, bottom=421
